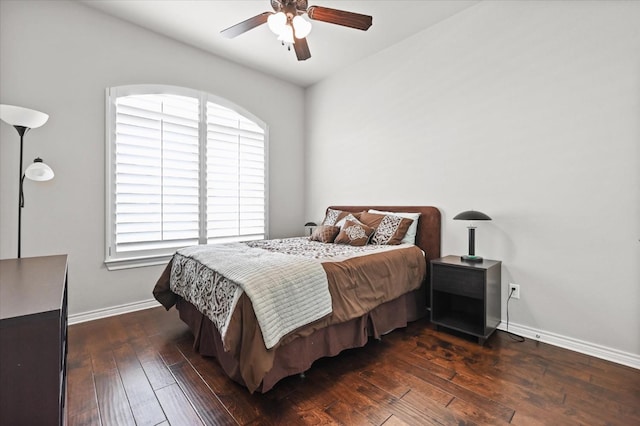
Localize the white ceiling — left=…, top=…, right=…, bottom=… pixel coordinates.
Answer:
left=81, top=0, right=479, bottom=87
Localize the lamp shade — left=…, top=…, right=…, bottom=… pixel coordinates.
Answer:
left=0, top=104, right=49, bottom=129
left=292, top=16, right=312, bottom=38
left=267, top=12, right=287, bottom=35
left=453, top=210, right=492, bottom=221
left=24, top=158, right=54, bottom=181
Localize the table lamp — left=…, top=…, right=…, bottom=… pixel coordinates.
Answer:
left=453, top=210, right=491, bottom=262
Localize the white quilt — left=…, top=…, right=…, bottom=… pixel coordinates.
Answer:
left=175, top=243, right=331, bottom=350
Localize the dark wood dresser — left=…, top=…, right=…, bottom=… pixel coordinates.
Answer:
left=0, top=255, right=68, bottom=425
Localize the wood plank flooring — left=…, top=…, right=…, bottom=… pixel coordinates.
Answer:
left=66, top=307, right=640, bottom=425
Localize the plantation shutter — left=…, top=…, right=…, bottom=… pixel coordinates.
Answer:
left=113, top=94, right=200, bottom=254
left=206, top=102, right=266, bottom=243
left=106, top=85, right=268, bottom=269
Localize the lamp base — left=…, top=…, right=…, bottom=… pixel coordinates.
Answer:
left=461, top=255, right=483, bottom=263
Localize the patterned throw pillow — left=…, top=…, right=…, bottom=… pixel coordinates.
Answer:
left=335, top=212, right=363, bottom=228
left=368, top=209, right=421, bottom=245
left=334, top=219, right=374, bottom=246
left=321, top=208, right=345, bottom=226
left=321, top=208, right=362, bottom=226
left=309, top=225, right=341, bottom=243
left=359, top=211, right=414, bottom=245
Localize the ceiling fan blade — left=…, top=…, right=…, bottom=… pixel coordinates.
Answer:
left=294, top=37, right=311, bottom=61
left=307, top=6, right=372, bottom=31
left=221, top=11, right=271, bottom=38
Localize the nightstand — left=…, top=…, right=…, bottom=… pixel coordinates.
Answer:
left=430, top=255, right=501, bottom=345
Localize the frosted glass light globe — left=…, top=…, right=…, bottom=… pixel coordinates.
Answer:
left=292, top=16, right=312, bottom=39
left=267, top=12, right=287, bottom=35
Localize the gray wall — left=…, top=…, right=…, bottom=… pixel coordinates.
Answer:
left=305, top=1, right=640, bottom=357
left=0, top=1, right=306, bottom=315
left=1, top=0, right=638, bottom=362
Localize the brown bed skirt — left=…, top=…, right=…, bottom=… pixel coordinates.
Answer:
left=176, top=287, right=426, bottom=393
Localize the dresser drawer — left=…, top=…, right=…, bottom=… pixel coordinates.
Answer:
left=432, top=264, right=484, bottom=299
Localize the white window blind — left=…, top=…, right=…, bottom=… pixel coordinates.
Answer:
left=206, top=102, right=266, bottom=244
left=105, top=85, right=268, bottom=269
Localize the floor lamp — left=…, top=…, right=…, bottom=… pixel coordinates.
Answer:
left=0, top=104, right=53, bottom=258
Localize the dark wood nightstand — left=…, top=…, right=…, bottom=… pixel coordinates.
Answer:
left=430, top=255, right=501, bottom=344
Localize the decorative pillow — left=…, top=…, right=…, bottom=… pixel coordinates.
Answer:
left=334, top=219, right=374, bottom=246
left=309, top=225, right=340, bottom=243
left=321, top=208, right=350, bottom=226
left=368, top=209, right=421, bottom=245
left=335, top=212, right=363, bottom=229
left=359, top=211, right=414, bottom=245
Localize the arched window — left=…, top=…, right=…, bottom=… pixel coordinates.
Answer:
left=105, top=85, right=268, bottom=269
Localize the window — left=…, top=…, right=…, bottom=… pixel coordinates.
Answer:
left=105, top=85, right=268, bottom=270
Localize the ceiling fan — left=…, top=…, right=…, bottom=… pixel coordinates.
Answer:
left=221, top=0, right=373, bottom=61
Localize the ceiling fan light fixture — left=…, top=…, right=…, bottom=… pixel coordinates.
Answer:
left=220, top=1, right=373, bottom=61
left=292, top=15, right=312, bottom=39
left=277, top=24, right=295, bottom=44
left=267, top=12, right=287, bottom=35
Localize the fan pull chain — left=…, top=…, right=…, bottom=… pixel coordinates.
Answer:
left=281, top=41, right=292, bottom=51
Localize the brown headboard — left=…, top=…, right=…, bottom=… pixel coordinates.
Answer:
left=327, top=206, right=441, bottom=264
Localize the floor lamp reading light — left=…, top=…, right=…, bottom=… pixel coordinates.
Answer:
left=0, top=104, right=53, bottom=258
left=453, top=210, right=491, bottom=262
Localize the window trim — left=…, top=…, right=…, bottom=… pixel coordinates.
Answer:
left=104, top=84, right=269, bottom=270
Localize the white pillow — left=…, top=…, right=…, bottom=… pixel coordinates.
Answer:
left=368, top=209, right=421, bottom=245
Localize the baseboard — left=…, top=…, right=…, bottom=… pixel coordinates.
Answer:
left=497, top=321, right=640, bottom=370
left=69, top=298, right=162, bottom=325
left=69, top=299, right=639, bottom=370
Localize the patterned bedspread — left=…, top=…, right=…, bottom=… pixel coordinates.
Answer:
left=168, top=238, right=412, bottom=350
left=246, top=237, right=412, bottom=260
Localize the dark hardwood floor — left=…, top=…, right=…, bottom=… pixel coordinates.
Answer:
left=66, top=307, right=640, bottom=425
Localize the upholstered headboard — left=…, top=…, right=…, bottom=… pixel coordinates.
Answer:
left=327, top=206, right=441, bottom=264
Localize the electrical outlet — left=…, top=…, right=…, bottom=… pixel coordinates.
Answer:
left=509, top=283, right=520, bottom=299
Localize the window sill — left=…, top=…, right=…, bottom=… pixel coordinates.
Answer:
left=105, top=254, right=172, bottom=271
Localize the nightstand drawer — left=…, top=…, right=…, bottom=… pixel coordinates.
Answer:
left=432, top=264, right=484, bottom=299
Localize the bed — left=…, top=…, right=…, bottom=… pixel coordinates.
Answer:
left=153, top=205, right=441, bottom=393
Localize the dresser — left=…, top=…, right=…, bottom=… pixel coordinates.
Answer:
left=0, top=255, right=68, bottom=425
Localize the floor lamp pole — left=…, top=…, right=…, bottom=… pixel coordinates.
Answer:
left=16, top=126, right=28, bottom=259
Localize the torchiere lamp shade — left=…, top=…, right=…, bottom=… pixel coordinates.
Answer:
left=0, top=104, right=49, bottom=129
left=454, top=210, right=492, bottom=262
